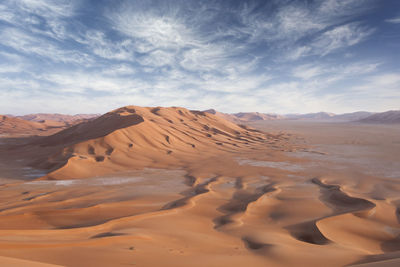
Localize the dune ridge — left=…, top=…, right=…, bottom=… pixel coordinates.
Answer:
left=27, top=106, right=289, bottom=180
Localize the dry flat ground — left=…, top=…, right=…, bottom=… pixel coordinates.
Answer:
left=0, top=108, right=399, bottom=267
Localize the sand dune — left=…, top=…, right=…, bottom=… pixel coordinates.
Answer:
left=26, top=106, right=286, bottom=179
left=0, top=106, right=399, bottom=266
left=0, top=115, right=65, bottom=136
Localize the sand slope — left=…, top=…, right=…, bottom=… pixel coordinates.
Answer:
left=0, top=255, right=63, bottom=267
left=27, top=106, right=287, bottom=180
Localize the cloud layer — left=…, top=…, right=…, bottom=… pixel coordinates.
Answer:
left=0, top=0, right=399, bottom=114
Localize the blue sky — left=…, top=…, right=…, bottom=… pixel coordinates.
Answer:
left=0, top=0, right=399, bottom=115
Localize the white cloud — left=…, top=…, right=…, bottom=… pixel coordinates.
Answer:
left=318, top=0, right=372, bottom=18
left=322, top=73, right=400, bottom=112
left=0, top=0, right=76, bottom=40
left=102, top=64, right=136, bottom=76
left=385, top=17, right=400, bottom=24
left=180, top=44, right=228, bottom=72
left=286, top=46, right=312, bottom=61
left=312, top=23, right=374, bottom=56
left=292, top=65, right=323, bottom=80
left=75, top=30, right=135, bottom=61
left=201, top=73, right=271, bottom=93
left=0, top=0, right=397, bottom=115
left=105, top=1, right=266, bottom=95
left=0, top=64, right=23, bottom=73
left=137, top=49, right=176, bottom=67
left=18, top=0, right=74, bottom=17
left=276, top=4, right=324, bottom=39
left=292, top=62, right=380, bottom=80
left=110, top=7, right=196, bottom=52
left=0, top=3, right=14, bottom=23
left=0, top=76, right=40, bottom=91
left=250, top=70, right=400, bottom=114
left=368, top=73, right=400, bottom=88
left=38, top=71, right=149, bottom=94
left=0, top=28, right=92, bottom=65
left=287, top=22, right=374, bottom=60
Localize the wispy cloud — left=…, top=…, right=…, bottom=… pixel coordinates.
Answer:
left=0, top=0, right=76, bottom=40
left=385, top=16, right=400, bottom=24
left=287, top=22, right=374, bottom=59
left=292, top=62, right=380, bottom=80
left=0, top=28, right=92, bottom=65
left=312, top=23, right=374, bottom=56
left=0, top=0, right=398, bottom=114
left=74, top=30, right=135, bottom=61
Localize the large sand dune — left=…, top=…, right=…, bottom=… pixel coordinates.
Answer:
left=26, top=106, right=288, bottom=180
left=0, top=106, right=399, bottom=267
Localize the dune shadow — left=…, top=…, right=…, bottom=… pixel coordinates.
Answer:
left=90, top=232, right=126, bottom=239
left=214, top=183, right=276, bottom=229
left=242, top=236, right=273, bottom=253
left=311, top=178, right=375, bottom=213
left=285, top=220, right=331, bottom=245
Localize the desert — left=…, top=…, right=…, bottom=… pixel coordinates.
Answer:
left=0, top=106, right=399, bottom=267
left=1, top=0, right=399, bottom=266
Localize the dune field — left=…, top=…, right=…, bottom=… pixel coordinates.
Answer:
left=0, top=106, right=399, bottom=267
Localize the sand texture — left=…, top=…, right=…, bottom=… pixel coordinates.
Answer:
left=0, top=106, right=399, bottom=267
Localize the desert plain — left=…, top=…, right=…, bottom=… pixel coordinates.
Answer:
left=0, top=106, right=399, bottom=267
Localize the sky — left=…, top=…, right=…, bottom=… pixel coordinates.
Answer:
left=0, top=0, right=399, bottom=115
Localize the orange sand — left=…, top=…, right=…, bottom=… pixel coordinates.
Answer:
left=0, top=106, right=398, bottom=267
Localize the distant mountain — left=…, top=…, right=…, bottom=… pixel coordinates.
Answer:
left=329, top=111, right=374, bottom=122
left=358, top=110, right=400, bottom=124
left=17, top=113, right=99, bottom=124
left=284, top=112, right=336, bottom=120
left=205, top=110, right=387, bottom=123
left=203, top=109, right=242, bottom=123
left=285, top=111, right=376, bottom=121
left=234, top=112, right=284, bottom=121
left=204, top=110, right=284, bottom=123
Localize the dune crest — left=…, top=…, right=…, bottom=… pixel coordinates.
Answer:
left=28, top=106, right=288, bottom=179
